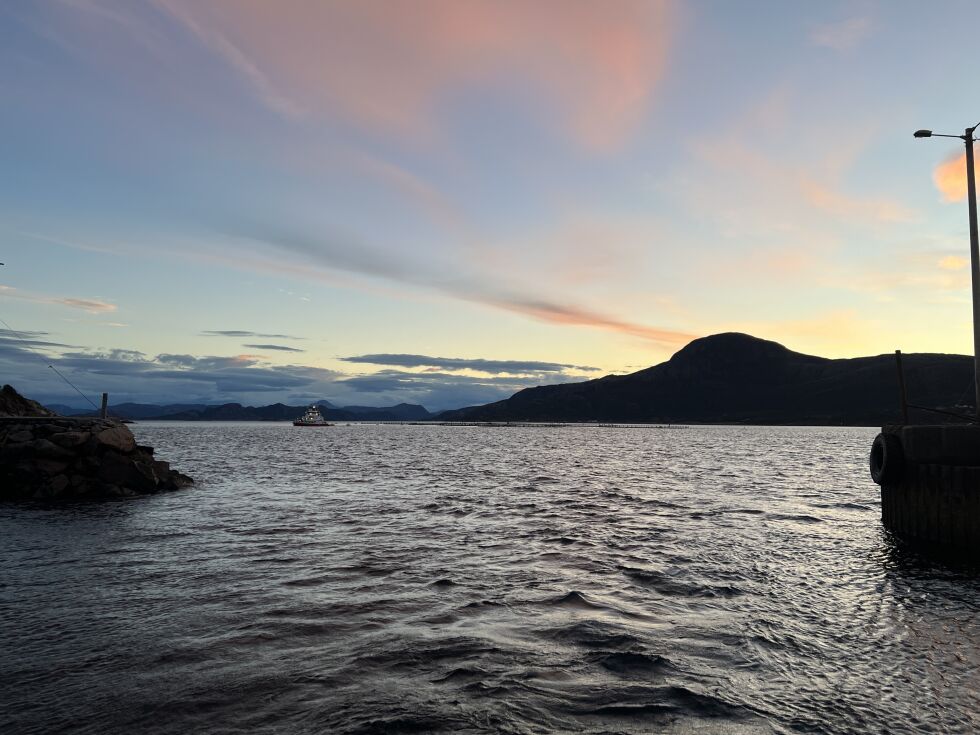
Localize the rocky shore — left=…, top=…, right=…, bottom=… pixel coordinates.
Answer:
left=0, top=385, right=192, bottom=501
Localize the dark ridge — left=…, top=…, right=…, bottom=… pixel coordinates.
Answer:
left=48, top=400, right=432, bottom=422
left=437, top=332, right=973, bottom=426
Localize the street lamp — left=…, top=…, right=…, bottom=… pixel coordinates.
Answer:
left=915, top=121, right=980, bottom=419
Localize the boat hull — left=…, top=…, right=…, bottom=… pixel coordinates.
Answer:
left=292, top=422, right=332, bottom=427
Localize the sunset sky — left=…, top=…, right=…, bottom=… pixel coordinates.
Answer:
left=2, top=0, right=980, bottom=409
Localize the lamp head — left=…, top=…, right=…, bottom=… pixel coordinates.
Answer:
left=913, top=129, right=933, bottom=138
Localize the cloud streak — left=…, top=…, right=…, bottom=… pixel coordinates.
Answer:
left=0, top=285, right=117, bottom=314
left=234, top=224, right=695, bottom=346
left=156, top=0, right=673, bottom=151
left=202, top=330, right=304, bottom=339
left=333, top=368, right=578, bottom=408
left=938, top=255, right=968, bottom=271
left=341, top=353, right=597, bottom=374
left=694, top=141, right=916, bottom=227
left=809, top=17, right=872, bottom=51
left=243, top=343, right=305, bottom=352
left=0, top=329, right=76, bottom=351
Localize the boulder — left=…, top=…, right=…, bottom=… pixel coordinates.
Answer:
left=164, top=471, right=194, bottom=490
left=50, top=431, right=90, bottom=449
left=95, top=426, right=136, bottom=454
left=35, top=459, right=71, bottom=476
left=97, top=450, right=157, bottom=493
left=32, top=438, right=74, bottom=460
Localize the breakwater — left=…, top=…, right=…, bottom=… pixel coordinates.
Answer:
left=0, top=416, right=192, bottom=500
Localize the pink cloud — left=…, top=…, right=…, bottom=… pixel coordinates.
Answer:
left=150, top=234, right=696, bottom=347
left=491, top=297, right=697, bottom=345
left=696, top=140, right=917, bottom=226
left=54, top=297, right=118, bottom=313
left=934, top=151, right=968, bottom=203
left=0, top=285, right=117, bottom=314
left=156, top=0, right=673, bottom=151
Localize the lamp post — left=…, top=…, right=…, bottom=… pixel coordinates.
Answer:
left=915, top=123, right=980, bottom=419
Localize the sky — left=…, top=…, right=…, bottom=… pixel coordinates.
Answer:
left=2, top=0, right=980, bottom=411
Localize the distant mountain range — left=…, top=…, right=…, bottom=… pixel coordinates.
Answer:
left=439, top=333, right=975, bottom=426
left=44, top=333, right=976, bottom=426
left=48, top=400, right=432, bottom=422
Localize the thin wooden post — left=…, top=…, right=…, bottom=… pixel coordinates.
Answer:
left=895, top=350, right=909, bottom=425
left=100, top=392, right=108, bottom=419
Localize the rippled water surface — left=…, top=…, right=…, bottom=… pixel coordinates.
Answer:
left=3, top=423, right=980, bottom=734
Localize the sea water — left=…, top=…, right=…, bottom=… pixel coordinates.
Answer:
left=2, top=423, right=978, bottom=733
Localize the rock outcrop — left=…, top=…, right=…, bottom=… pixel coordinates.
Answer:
left=0, top=386, right=193, bottom=501
left=0, top=384, right=57, bottom=418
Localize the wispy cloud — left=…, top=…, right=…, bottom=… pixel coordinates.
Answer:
left=939, top=255, right=968, bottom=271
left=333, top=368, right=579, bottom=408
left=202, top=330, right=304, bottom=339
left=243, top=343, right=305, bottom=352
left=0, top=285, right=117, bottom=313
left=0, top=329, right=75, bottom=350
left=55, top=297, right=118, bottom=313
left=155, top=0, right=673, bottom=151
left=341, top=353, right=598, bottom=374
left=724, top=310, right=876, bottom=357
left=693, top=141, right=916, bottom=227
left=228, top=223, right=695, bottom=346
left=486, top=296, right=697, bottom=344
left=809, top=16, right=872, bottom=51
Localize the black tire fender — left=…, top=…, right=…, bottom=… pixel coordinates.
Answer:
left=870, top=433, right=904, bottom=485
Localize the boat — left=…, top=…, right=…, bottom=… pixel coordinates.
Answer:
left=292, top=405, right=333, bottom=427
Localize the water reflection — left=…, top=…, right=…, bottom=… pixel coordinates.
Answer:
left=1, top=424, right=978, bottom=734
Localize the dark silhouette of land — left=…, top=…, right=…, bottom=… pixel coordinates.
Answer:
left=49, top=400, right=432, bottom=422
left=42, top=333, right=976, bottom=426
left=439, top=333, right=973, bottom=426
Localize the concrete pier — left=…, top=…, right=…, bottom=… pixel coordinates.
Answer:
left=872, top=425, right=980, bottom=560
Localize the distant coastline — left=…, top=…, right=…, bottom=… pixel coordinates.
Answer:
left=439, top=332, right=974, bottom=427
left=44, top=333, right=977, bottom=428
left=48, top=401, right=433, bottom=423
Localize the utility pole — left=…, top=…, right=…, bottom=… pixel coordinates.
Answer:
left=965, top=127, right=980, bottom=420
left=915, top=123, right=980, bottom=418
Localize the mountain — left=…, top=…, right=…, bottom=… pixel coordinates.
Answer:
left=438, top=333, right=974, bottom=426
left=341, top=403, right=431, bottom=420
left=145, top=401, right=431, bottom=422
left=50, top=403, right=209, bottom=419
left=41, top=399, right=430, bottom=422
